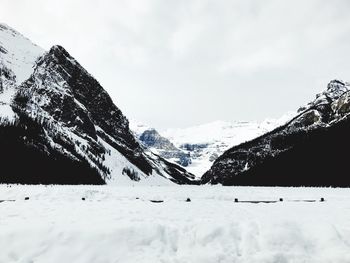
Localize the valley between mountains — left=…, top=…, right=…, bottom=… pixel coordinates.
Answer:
left=1, top=23, right=350, bottom=187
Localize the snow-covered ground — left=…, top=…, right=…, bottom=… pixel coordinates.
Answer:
left=1, top=185, right=349, bottom=263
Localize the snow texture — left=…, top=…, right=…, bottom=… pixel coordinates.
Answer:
left=0, top=23, right=44, bottom=121
left=0, top=86, right=16, bottom=119
left=98, top=135, right=173, bottom=185
left=0, top=23, right=44, bottom=84
left=0, top=185, right=349, bottom=263
left=134, top=115, right=294, bottom=177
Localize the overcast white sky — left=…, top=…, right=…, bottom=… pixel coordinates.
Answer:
left=1, top=0, right=350, bottom=129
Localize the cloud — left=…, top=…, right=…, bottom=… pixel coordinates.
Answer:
left=1, top=0, right=350, bottom=128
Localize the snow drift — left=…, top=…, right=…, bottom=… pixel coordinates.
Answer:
left=0, top=185, right=349, bottom=263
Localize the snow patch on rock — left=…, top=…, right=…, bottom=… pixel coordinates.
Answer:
left=0, top=23, right=44, bottom=84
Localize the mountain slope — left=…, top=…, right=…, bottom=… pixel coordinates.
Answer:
left=131, top=117, right=292, bottom=177
left=163, top=119, right=292, bottom=176
left=202, top=80, right=350, bottom=187
left=0, top=24, right=196, bottom=185
left=0, top=23, right=44, bottom=120
left=130, top=122, right=191, bottom=168
left=0, top=114, right=105, bottom=184
left=0, top=23, right=43, bottom=84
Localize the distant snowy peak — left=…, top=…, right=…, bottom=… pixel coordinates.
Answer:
left=131, top=115, right=293, bottom=177
left=0, top=23, right=44, bottom=84
left=129, top=120, right=151, bottom=137
left=130, top=121, right=191, bottom=168
left=162, top=116, right=293, bottom=146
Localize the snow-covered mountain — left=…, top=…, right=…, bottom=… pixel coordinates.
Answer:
left=131, top=116, right=293, bottom=177
left=0, top=23, right=44, bottom=120
left=202, top=80, right=350, bottom=187
left=0, top=23, right=196, bottom=185
left=130, top=121, right=191, bottom=167
left=0, top=24, right=43, bottom=84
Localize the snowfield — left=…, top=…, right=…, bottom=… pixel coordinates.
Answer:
left=0, top=185, right=350, bottom=263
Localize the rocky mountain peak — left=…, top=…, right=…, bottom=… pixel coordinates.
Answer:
left=293, top=80, right=350, bottom=127
left=326, top=79, right=349, bottom=96
left=140, top=129, right=171, bottom=148
left=202, top=79, right=350, bottom=187
left=14, top=43, right=152, bottom=173
left=312, top=80, right=349, bottom=106
left=138, top=128, right=192, bottom=167
left=1, top=24, right=197, bottom=185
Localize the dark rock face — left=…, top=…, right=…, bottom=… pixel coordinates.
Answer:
left=0, top=42, right=197, bottom=184
left=0, top=46, right=7, bottom=54
left=140, top=129, right=172, bottom=148
left=139, top=129, right=191, bottom=167
left=0, top=64, right=16, bottom=93
left=48, top=46, right=138, bottom=149
left=202, top=80, right=350, bottom=187
left=16, top=45, right=153, bottom=175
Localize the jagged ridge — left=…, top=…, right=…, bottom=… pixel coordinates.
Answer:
left=0, top=24, right=197, bottom=185
left=202, top=80, right=350, bottom=187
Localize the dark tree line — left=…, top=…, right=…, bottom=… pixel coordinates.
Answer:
left=211, top=116, right=350, bottom=187
left=0, top=113, right=105, bottom=185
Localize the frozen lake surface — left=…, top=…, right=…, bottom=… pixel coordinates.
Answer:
left=1, top=185, right=350, bottom=263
